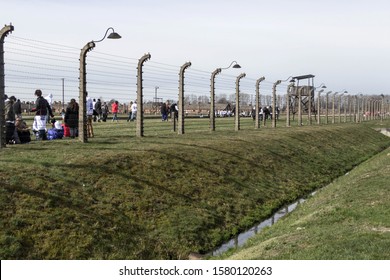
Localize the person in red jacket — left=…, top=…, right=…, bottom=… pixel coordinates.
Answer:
left=111, top=101, right=119, bottom=122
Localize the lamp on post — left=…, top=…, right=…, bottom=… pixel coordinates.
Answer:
left=0, top=23, right=14, bottom=148
left=210, top=61, right=241, bottom=131
left=78, top=27, right=121, bottom=143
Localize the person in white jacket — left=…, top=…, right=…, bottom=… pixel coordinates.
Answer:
left=45, top=93, right=53, bottom=105
left=130, top=101, right=137, bottom=121
left=45, top=93, right=54, bottom=123
left=33, top=115, right=47, bottom=140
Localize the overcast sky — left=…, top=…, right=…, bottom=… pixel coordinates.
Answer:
left=2, top=0, right=390, bottom=97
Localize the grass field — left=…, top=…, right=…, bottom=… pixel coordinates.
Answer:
left=1, top=116, right=389, bottom=259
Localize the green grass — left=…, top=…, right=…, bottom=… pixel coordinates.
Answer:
left=222, top=143, right=390, bottom=260
left=1, top=116, right=389, bottom=259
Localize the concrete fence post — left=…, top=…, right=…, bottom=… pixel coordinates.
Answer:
left=235, top=73, right=246, bottom=131
left=298, top=87, right=304, bottom=126
left=272, top=80, right=281, bottom=128
left=308, top=87, right=312, bottom=125
left=286, top=83, right=295, bottom=127
left=136, top=53, right=151, bottom=137
left=178, top=62, right=191, bottom=135
left=255, top=77, right=265, bottom=129
left=78, top=42, right=95, bottom=143
left=317, top=89, right=324, bottom=125
left=332, top=93, right=335, bottom=123
left=338, top=94, right=343, bottom=123
left=210, top=68, right=221, bottom=132
left=0, top=24, right=14, bottom=148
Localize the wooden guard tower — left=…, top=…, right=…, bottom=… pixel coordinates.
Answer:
left=288, top=74, right=316, bottom=124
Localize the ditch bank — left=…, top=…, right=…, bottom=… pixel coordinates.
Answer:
left=219, top=141, right=390, bottom=260
left=1, top=124, right=390, bottom=259
left=204, top=126, right=390, bottom=258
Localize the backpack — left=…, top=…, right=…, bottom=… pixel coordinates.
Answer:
left=47, top=128, right=64, bottom=140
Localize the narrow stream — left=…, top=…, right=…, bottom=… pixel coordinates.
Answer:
left=211, top=195, right=311, bottom=256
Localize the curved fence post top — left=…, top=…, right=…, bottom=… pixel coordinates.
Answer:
left=180, top=61, right=192, bottom=72
left=138, top=53, right=151, bottom=65
left=256, top=76, right=265, bottom=85
left=80, top=41, right=96, bottom=58
left=0, top=24, right=14, bottom=40
left=212, top=68, right=222, bottom=76
left=237, top=73, right=246, bottom=81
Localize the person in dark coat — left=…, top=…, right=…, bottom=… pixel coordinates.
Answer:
left=101, top=102, right=109, bottom=122
left=64, top=99, right=79, bottom=138
left=13, top=99, right=22, bottom=119
left=94, top=99, right=102, bottom=122
left=161, top=102, right=168, bottom=121
left=31, top=89, right=54, bottom=120
left=170, top=102, right=178, bottom=120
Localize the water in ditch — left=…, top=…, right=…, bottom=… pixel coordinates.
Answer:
left=210, top=195, right=311, bottom=256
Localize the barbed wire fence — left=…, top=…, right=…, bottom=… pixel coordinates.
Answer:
left=1, top=32, right=389, bottom=145
left=4, top=35, right=283, bottom=109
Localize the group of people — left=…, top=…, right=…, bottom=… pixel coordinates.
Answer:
left=251, top=106, right=280, bottom=121
left=4, top=95, right=32, bottom=144
left=90, top=98, right=138, bottom=124
left=80, top=96, right=139, bottom=139
left=3, top=89, right=81, bottom=144
left=85, top=95, right=128, bottom=137
left=90, top=98, right=111, bottom=123
left=160, top=101, right=178, bottom=121
left=4, top=90, right=161, bottom=145
left=4, top=91, right=57, bottom=144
